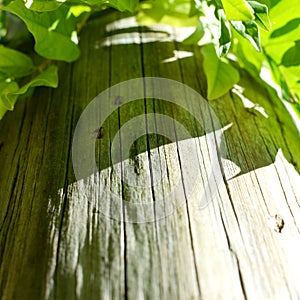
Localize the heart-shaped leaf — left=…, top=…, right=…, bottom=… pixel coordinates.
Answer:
left=4, top=0, right=80, bottom=62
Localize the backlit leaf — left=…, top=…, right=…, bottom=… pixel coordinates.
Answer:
left=231, top=20, right=261, bottom=51
left=220, top=0, right=254, bottom=21
left=201, top=43, right=240, bottom=99
left=248, top=1, right=271, bottom=31
left=219, top=13, right=231, bottom=55
left=281, top=40, right=300, bottom=67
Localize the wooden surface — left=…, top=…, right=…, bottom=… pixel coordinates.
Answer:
left=1, top=11, right=300, bottom=300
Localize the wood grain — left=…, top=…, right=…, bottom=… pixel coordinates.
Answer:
left=0, top=11, right=299, bottom=300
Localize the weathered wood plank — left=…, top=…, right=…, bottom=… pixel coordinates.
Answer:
left=0, top=10, right=300, bottom=300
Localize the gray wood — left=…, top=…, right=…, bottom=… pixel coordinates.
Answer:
left=0, top=11, right=300, bottom=300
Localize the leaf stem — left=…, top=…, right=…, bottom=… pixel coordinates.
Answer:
left=37, top=59, right=52, bottom=73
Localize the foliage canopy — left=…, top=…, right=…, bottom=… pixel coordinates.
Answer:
left=0, top=0, right=299, bottom=121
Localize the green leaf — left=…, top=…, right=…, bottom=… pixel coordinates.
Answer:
left=207, top=0, right=223, bottom=9
left=281, top=40, right=300, bottom=67
left=137, top=0, right=198, bottom=27
left=105, top=0, right=139, bottom=12
left=80, top=0, right=138, bottom=12
left=189, top=0, right=205, bottom=17
left=248, top=1, right=270, bottom=31
left=219, top=13, right=231, bottom=55
left=255, top=0, right=271, bottom=8
left=268, top=0, right=299, bottom=31
left=0, top=73, right=7, bottom=81
left=231, top=20, right=261, bottom=51
left=0, top=45, right=35, bottom=78
left=201, top=43, right=240, bottom=99
left=23, top=0, right=62, bottom=12
left=270, top=18, right=300, bottom=38
left=69, top=5, right=91, bottom=17
left=183, top=20, right=204, bottom=44
left=231, top=32, right=263, bottom=78
left=280, top=65, right=300, bottom=99
left=262, top=55, right=299, bottom=106
left=4, top=0, right=80, bottom=62
left=6, top=65, right=58, bottom=101
left=261, top=1, right=300, bottom=65
left=220, top=0, right=254, bottom=21
left=0, top=65, right=58, bottom=119
left=0, top=81, right=19, bottom=112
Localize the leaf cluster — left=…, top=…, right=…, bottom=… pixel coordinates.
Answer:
left=0, top=0, right=299, bottom=120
